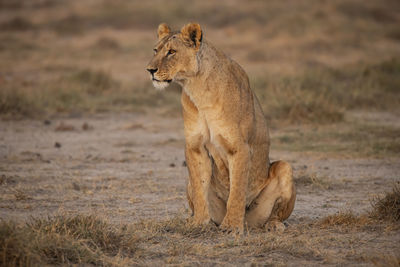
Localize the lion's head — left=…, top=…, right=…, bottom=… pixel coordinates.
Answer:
left=146, top=23, right=203, bottom=90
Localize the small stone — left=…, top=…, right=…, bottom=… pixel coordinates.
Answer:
left=72, top=182, right=80, bottom=191
left=55, top=122, right=75, bottom=131
left=82, top=122, right=93, bottom=131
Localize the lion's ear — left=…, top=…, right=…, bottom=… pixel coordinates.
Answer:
left=157, top=23, right=171, bottom=40
left=181, top=23, right=202, bottom=49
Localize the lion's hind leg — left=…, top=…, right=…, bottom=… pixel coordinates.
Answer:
left=245, top=160, right=296, bottom=231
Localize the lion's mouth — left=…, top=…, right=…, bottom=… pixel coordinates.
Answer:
left=152, top=78, right=172, bottom=83
left=151, top=78, right=172, bottom=90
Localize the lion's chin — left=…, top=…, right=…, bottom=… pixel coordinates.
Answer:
left=152, top=80, right=170, bottom=91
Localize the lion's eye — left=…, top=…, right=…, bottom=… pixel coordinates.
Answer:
left=167, top=49, right=176, bottom=56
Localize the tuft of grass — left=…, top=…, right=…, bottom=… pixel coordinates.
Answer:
left=272, top=123, right=400, bottom=157
left=337, top=2, right=396, bottom=23
left=371, top=183, right=400, bottom=222
left=0, top=0, right=58, bottom=10
left=317, top=183, right=400, bottom=232
left=317, top=211, right=372, bottom=229
left=0, top=36, right=39, bottom=52
left=253, top=58, right=400, bottom=125
left=137, top=216, right=219, bottom=239
left=50, top=14, right=87, bottom=35
left=363, top=58, right=400, bottom=95
left=371, top=254, right=400, bottom=267
left=0, top=17, right=36, bottom=31
left=295, top=172, right=332, bottom=190
left=0, top=35, right=38, bottom=52
left=94, top=37, right=121, bottom=50
left=246, top=49, right=268, bottom=62
left=13, top=189, right=31, bottom=201
left=68, top=69, right=118, bottom=96
left=30, top=215, right=138, bottom=255
left=253, top=71, right=345, bottom=125
left=0, top=175, right=16, bottom=185
left=0, top=87, right=41, bottom=118
left=0, top=214, right=139, bottom=266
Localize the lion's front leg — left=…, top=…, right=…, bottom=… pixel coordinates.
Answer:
left=220, top=143, right=250, bottom=233
left=185, top=142, right=212, bottom=225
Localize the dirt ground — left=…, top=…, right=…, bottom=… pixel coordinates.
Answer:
left=0, top=112, right=399, bottom=222
left=1, top=111, right=399, bottom=265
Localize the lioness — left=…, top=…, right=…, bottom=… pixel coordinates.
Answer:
left=146, top=23, right=296, bottom=233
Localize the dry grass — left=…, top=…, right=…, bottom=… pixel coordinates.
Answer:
left=371, top=254, right=400, bottom=267
left=0, top=67, right=182, bottom=118
left=295, top=172, right=333, bottom=190
left=1, top=57, right=399, bottom=124
left=0, top=17, right=36, bottom=32
left=68, top=69, right=119, bottom=96
left=137, top=216, right=220, bottom=239
left=1, top=185, right=399, bottom=266
left=0, top=88, right=40, bottom=118
left=253, top=58, right=400, bottom=125
left=272, top=123, right=400, bottom=157
left=317, top=211, right=373, bottom=229
left=0, top=186, right=399, bottom=266
left=0, top=0, right=399, bottom=123
left=1, top=210, right=397, bottom=266
left=371, top=183, right=400, bottom=222
left=0, top=215, right=138, bottom=266
left=316, top=183, right=400, bottom=231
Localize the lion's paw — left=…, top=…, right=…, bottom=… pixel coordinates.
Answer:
left=190, top=215, right=211, bottom=226
left=265, top=220, right=286, bottom=233
left=220, top=218, right=244, bottom=235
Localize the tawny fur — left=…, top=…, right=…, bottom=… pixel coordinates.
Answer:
left=146, top=23, right=296, bottom=233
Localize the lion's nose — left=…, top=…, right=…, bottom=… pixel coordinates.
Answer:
left=146, top=68, right=158, bottom=75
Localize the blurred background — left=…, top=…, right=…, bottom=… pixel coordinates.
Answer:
left=0, top=0, right=399, bottom=125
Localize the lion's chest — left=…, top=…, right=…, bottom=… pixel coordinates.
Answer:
left=197, top=113, right=228, bottom=160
